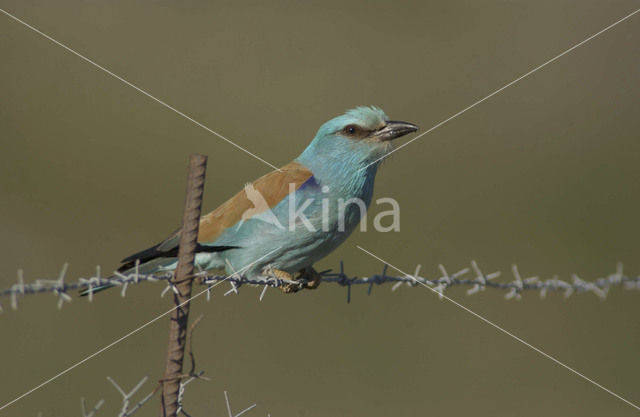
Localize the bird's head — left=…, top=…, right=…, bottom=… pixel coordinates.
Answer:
left=298, top=106, right=418, bottom=176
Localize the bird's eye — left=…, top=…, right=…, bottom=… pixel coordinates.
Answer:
left=341, top=124, right=371, bottom=138
left=344, top=125, right=358, bottom=135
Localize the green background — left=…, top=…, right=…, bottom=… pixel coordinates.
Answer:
left=1, top=1, right=639, bottom=416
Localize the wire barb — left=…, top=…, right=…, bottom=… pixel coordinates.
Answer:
left=224, top=391, right=257, bottom=417
left=80, top=397, right=104, bottom=417
left=106, top=376, right=156, bottom=417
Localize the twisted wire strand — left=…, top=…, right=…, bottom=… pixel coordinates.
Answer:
left=1, top=261, right=638, bottom=311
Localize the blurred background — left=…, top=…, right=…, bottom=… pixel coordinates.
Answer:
left=1, top=1, right=639, bottom=416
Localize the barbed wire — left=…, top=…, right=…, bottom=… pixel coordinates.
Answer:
left=223, top=391, right=259, bottom=417
left=76, top=376, right=259, bottom=417
left=1, top=260, right=639, bottom=311
left=80, top=397, right=104, bottom=417
left=106, top=376, right=155, bottom=417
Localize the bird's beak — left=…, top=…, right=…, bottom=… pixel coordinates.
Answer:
left=375, top=120, right=419, bottom=141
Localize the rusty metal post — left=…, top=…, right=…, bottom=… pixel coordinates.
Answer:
left=160, top=154, right=207, bottom=416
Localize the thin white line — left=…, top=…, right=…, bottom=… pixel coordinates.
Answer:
left=362, top=7, right=640, bottom=171
left=0, top=247, right=281, bottom=412
left=356, top=245, right=640, bottom=412
left=0, top=8, right=281, bottom=172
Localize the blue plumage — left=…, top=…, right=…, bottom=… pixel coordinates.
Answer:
left=82, top=106, right=417, bottom=294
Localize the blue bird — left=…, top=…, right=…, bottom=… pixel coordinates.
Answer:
left=85, top=106, right=417, bottom=294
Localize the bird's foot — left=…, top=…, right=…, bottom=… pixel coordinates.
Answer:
left=301, top=267, right=322, bottom=290
left=269, top=267, right=322, bottom=293
left=269, top=269, right=299, bottom=293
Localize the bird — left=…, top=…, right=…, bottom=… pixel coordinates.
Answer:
left=82, top=106, right=417, bottom=294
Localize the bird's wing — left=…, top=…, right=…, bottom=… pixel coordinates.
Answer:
left=119, top=161, right=313, bottom=268
left=196, top=160, right=313, bottom=243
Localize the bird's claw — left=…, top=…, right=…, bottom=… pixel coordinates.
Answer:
left=270, top=267, right=321, bottom=293
left=303, top=267, right=322, bottom=290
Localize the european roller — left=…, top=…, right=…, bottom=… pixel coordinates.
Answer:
left=87, top=106, right=417, bottom=293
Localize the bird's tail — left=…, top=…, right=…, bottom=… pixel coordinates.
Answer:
left=79, top=277, right=117, bottom=297
left=79, top=244, right=237, bottom=297
left=79, top=282, right=115, bottom=296
left=78, top=257, right=172, bottom=296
